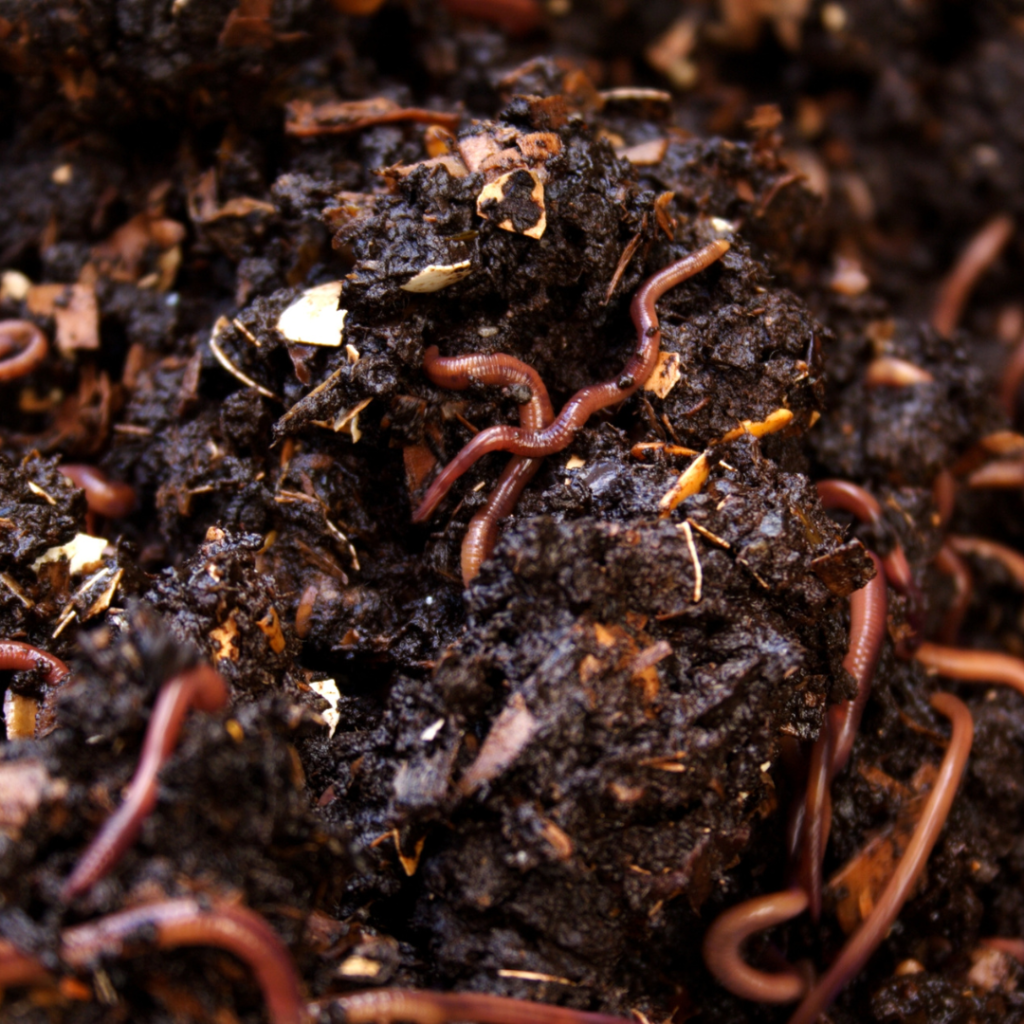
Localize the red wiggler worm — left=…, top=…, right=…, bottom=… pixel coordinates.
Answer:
left=314, top=987, right=635, bottom=1024
left=702, top=888, right=810, bottom=1003
left=914, top=641, right=1024, bottom=698
left=0, top=641, right=69, bottom=684
left=61, top=664, right=229, bottom=900
left=797, top=551, right=887, bottom=919
left=0, top=320, right=48, bottom=382
left=786, top=691, right=973, bottom=1024
left=421, top=346, right=555, bottom=583
left=62, top=898, right=307, bottom=1024
left=933, top=543, right=974, bottom=643
left=2, top=899, right=306, bottom=1024
left=60, top=464, right=137, bottom=518
left=815, top=479, right=922, bottom=642
left=412, top=238, right=730, bottom=523
left=931, top=214, right=1014, bottom=338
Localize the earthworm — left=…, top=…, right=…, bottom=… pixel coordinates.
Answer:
left=702, top=888, right=810, bottom=1003
left=797, top=724, right=833, bottom=923
left=816, top=479, right=923, bottom=642
left=421, top=346, right=555, bottom=425
left=932, top=469, right=956, bottom=529
left=1000, top=335, right=1024, bottom=419
left=421, top=346, right=555, bottom=584
left=931, top=213, right=1014, bottom=338
left=313, top=987, right=634, bottom=1024
left=61, top=664, right=229, bottom=900
left=1, top=899, right=305, bottom=1024
left=967, top=459, right=1024, bottom=488
left=0, top=641, right=69, bottom=685
left=947, top=534, right=1024, bottom=588
left=60, top=464, right=137, bottom=518
left=798, top=551, right=887, bottom=919
left=914, top=642, right=1024, bottom=699
left=933, top=543, right=973, bottom=643
left=460, top=456, right=547, bottom=584
left=787, top=691, right=973, bottom=1024
left=412, top=239, right=731, bottom=523
left=60, top=898, right=306, bottom=1024
left=863, top=356, right=934, bottom=388
left=0, top=320, right=48, bottom=382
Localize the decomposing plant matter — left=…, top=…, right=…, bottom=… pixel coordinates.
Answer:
left=4, top=4, right=1024, bottom=1024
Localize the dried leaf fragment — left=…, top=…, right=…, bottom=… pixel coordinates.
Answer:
left=309, top=679, right=341, bottom=738
left=616, top=138, right=669, bottom=166
left=257, top=606, right=286, bottom=653
left=477, top=168, right=546, bottom=239
left=644, top=351, right=682, bottom=398
left=277, top=282, right=347, bottom=346
left=31, top=533, right=108, bottom=576
left=211, top=613, right=241, bottom=663
left=401, top=261, right=473, bottom=293
left=26, top=283, right=99, bottom=355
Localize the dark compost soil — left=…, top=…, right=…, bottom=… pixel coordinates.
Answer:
left=3, top=2, right=1024, bottom=1023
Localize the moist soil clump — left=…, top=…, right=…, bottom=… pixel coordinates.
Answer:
left=2, top=4, right=1024, bottom=1024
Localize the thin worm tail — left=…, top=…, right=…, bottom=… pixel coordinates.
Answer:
left=787, top=692, right=973, bottom=1024
left=702, top=888, right=809, bottom=1003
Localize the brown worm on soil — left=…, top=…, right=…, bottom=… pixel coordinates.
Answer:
left=60, top=664, right=229, bottom=900
left=1, top=899, right=306, bottom=1024
left=947, top=534, right=1024, bottom=587
left=314, top=987, right=636, bottom=1024
left=914, top=641, right=1024, bottom=697
left=933, top=543, right=974, bottom=643
left=863, top=356, right=934, bottom=387
left=412, top=239, right=731, bottom=523
left=60, top=464, right=137, bottom=518
left=931, top=213, right=1014, bottom=338
left=0, top=641, right=69, bottom=685
left=788, top=691, right=972, bottom=1024
left=1001, top=334, right=1024, bottom=419
left=798, top=552, right=888, bottom=920
left=967, top=459, right=1024, bottom=488
left=421, top=346, right=555, bottom=584
left=0, top=320, right=48, bottom=382
left=816, top=479, right=923, bottom=643
left=702, top=888, right=810, bottom=1003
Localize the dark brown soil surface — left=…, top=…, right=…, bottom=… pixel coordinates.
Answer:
left=3, top=3, right=1024, bottom=1023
